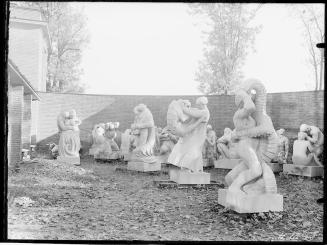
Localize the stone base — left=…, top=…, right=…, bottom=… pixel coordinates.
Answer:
left=218, top=189, right=283, bottom=213
left=214, top=159, right=241, bottom=169
left=156, top=154, right=169, bottom=164
left=203, top=158, right=214, bottom=167
left=283, top=164, right=324, bottom=177
left=88, top=148, right=95, bottom=156
left=94, top=151, right=120, bottom=160
left=123, top=153, right=131, bottom=161
left=127, top=161, right=161, bottom=172
left=267, top=162, right=283, bottom=173
left=57, top=155, right=80, bottom=166
left=169, top=168, right=210, bottom=184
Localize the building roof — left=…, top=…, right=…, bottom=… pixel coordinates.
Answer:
left=8, top=59, right=41, bottom=101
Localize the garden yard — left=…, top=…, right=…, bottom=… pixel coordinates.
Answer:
left=7, top=156, right=324, bottom=241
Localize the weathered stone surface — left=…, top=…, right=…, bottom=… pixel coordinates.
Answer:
left=57, top=155, right=80, bottom=166
left=214, top=159, right=241, bottom=169
left=94, top=151, right=120, bottom=160
left=169, top=168, right=210, bottom=184
left=218, top=189, right=283, bottom=213
left=127, top=161, right=161, bottom=172
left=283, top=164, right=324, bottom=177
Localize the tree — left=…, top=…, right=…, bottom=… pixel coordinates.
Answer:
left=21, top=2, right=90, bottom=93
left=291, top=4, right=324, bottom=91
left=189, top=3, right=262, bottom=95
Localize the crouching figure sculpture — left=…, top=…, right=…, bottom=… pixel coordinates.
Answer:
left=218, top=79, right=283, bottom=213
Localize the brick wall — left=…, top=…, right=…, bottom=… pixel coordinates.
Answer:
left=35, top=91, right=324, bottom=151
left=22, top=94, right=32, bottom=149
left=8, top=85, right=24, bottom=165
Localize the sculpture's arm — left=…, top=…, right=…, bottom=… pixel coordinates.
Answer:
left=306, top=129, right=319, bottom=144
left=235, top=124, right=275, bottom=138
left=217, top=135, right=229, bottom=144
left=236, top=96, right=256, bottom=118
left=57, top=117, right=74, bottom=131
left=182, top=107, right=206, bottom=119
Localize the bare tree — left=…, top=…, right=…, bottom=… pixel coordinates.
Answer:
left=189, top=3, right=262, bottom=95
left=21, top=2, right=90, bottom=93
left=291, top=4, right=324, bottom=90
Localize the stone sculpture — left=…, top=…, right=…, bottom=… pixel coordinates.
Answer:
left=272, top=128, right=289, bottom=164
left=299, top=124, right=324, bottom=166
left=128, top=104, right=160, bottom=171
left=155, top=126, right=179, bottom=164
left=120, top=129, right=132, bottom=161
left=104, top=122, right=120, bottom=159
left=203, top=124, right=218, bottom=167
left=214, top=128, right=240, bottom=169
left=216, top=128, right=238, bottom=159
left=167, top=97, right=211, bottom=184
left=218, top=79, right=282, bottom=213
left=283, top=128, right=324, bottom=177
left=57, top=109, right=81, bottom=165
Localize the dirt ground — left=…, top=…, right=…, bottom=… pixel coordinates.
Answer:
left=7, top=156, right=324, bottom=241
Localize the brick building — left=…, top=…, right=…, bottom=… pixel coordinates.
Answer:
left=7, top=3, right=50, bottom=165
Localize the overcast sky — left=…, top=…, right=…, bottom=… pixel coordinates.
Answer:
left=77, top=3, right=324, bottom=95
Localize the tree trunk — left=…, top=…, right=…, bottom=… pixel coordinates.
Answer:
left=319, top=50, right=324, bottom=90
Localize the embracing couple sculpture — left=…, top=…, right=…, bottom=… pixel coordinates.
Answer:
left=166, top=96, right=210, bottom=173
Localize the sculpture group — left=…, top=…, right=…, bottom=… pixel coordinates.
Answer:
left=55, top=78, right=323, bottom=213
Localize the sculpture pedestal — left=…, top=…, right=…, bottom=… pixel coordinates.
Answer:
left=169, top=168, right=210, bottom=184
left=218, top=189, right=283, bottom=213
left=94, top=151, right=120, bottom=160
left=57, top=155, right=80, bottom=166
left=127, top=161, right=161, bottom=172
left=267, top=162, right=283, bottom=173
left=123, top=153, right=131, bottom=161
left=203, top=158, right=214, bottom=167
left=156, top=154, right=169, bottom=164
left=88, top=148, right=95, bottom=156
left=214, top=159, right=241, bottom=169
left=283, top=164, right=324, bottom=177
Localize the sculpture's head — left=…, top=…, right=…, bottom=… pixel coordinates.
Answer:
left=196, top=96, right=208, bottom=109
left=68, top=109, right=77, bottom=119
left=224, top=127, right=232, bottom=136
left=300, top=124, right=310, bottom=133
left=134, top=104, right=147, bottom=115
left=105, top=122, right=115, bottom=130
left=298, top=131, right=308, bottom=140
left=277, top=128, right=285, bottom=135
left=114, top=122, right=120, bottom=129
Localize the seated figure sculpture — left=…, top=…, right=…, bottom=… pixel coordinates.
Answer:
left=272, top=128, right=289, bottom=164
left=218, top=79, right=282, bottom=213
left=299, top=124, right=324, bottom=166
left=216, top=127, right=238, bottom=159
left=104, top=122, right=119, bottom=152
left=57, top=109, right=81, bottom=165
left=292, top=132, right=315, bottom=166
left=128, top=104, right=159, bottom=171
left=90, top=123, right=115, bottom=160
left=155, top=126, right=179, bottom=164
left=202, top=124, right=218, bottom=167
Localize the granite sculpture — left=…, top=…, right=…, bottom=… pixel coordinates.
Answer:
left=57, top=109, right=81, bottom=165
left=128, top=104, right=160, bottom=171
left=167, top=97, right=211, bottom=184
left=218, top=79, right=282, bottom=213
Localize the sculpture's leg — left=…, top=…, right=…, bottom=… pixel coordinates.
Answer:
left=228, top=140, right=262, bottom=193
left=217, top=143, right=229, bottom=159
left=225, top=161, right=247, bottom=187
